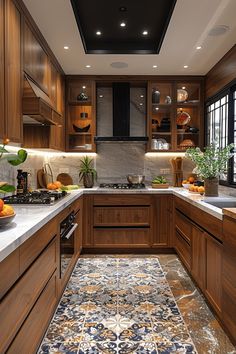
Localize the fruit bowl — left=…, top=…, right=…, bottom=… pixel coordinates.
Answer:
left=182, top=183, right=191, bottom=189
left=0, top=213, right=16, bottom=226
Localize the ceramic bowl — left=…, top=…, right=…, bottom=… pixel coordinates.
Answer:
left=0, top=213, right=16, bottom=226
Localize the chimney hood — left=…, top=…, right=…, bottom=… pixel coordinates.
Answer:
left=94, top=82, right=148, bottom=143
left=22, top=75, right=60, bottom=125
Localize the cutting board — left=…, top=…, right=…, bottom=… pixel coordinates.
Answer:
left=37, top=169, right=47, bottom=188
left=56, top=173, right=73, bottom=186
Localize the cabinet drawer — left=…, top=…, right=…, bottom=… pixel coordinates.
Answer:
left=191, top=204, right=222, bottom=241
left=175, top=230, right=191, bottom=270
left=7, top=272, right=57, bottom=354
left=19, top=218, right=57, bottom=274
left=175, top=210, right=192, bottom=243
left=175, top=196, right=191, bottom=217
left=94, top=228, right=150, bottom=247
left=0, top=248, right=20, bottom=300
left=93, top=194, right=151, bottom=206
left=94, top=206, right=150, bottom=226
left=0, top=238, right=56, bottom=353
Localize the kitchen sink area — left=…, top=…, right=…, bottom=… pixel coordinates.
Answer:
left=202, top=197, right=236, bottom=209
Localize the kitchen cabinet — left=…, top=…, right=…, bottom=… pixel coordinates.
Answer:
left=0, top=0, right=22, bottom=143
left=147, top=78, right=204, bottom=152
left=66, top=77, right=96, bottom=152
left=191, top=224, right=206, bottom=291
left=152, top=195, right=173, bottom=247
left=222, top=215, right=236, bottom=344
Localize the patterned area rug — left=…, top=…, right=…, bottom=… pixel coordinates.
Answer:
left=39, top=257, right=197, bottom=353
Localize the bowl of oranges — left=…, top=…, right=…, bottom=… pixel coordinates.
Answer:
left=182, top=177, right=205, bottom=195
left=0, top=199, right=15, bottom=226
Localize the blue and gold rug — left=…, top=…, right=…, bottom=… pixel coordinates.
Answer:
left=39, top=257, right=197, bottom=353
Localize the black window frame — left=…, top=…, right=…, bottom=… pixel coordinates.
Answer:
left=205, top=80, right=236, bottom=188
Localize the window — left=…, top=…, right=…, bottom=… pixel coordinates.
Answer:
left=206, top=84, right=236, bottom=186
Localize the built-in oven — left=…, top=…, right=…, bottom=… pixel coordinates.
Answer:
left=60, top=210, right=79, bottom=278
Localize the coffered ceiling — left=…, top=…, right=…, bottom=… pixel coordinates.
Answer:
left=23, top=0, right=236, bottom=75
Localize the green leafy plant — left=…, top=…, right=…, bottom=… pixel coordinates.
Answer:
left=186, top=143, right=234, bottom=179
left=0, top=139, right=27, bottom=194
left=152, top=176, right=167, bottom=184
left=79, top=156, right=97, bottom=181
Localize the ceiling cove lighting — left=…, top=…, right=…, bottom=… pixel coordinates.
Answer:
left=63, top=46, right=69, bottom=50
left=196, top=46, right=202, bottom=50
left=142, top=30, right=148, bottom=35
left=85, top=65, right=91, bottom=68
left=82, top=86, right=86, bottom=89
left=183, top=65, right=188, bottom=69
left=96, top=31, right=102, bottom=35
left=145, top=152, right=185, bottom=157
left=120, top=22, right=126, bottom=27
left=153, top=65, right=157, bottom=68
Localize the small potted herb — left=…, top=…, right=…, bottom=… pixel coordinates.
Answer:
left=79, top=156, right=97, bottom=188
left=152, top=175, right=169, bottom=189
left=186, top=142, right=234, bottom=196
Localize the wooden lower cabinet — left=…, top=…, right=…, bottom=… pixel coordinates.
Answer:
left=175, top=230, right=191, bottom=270
left=191, top=224, right=206, bottom=291
left=94, top=228, right=150, bottom=247
left=152, top=195, right=172, bottom=247
left=7, top=272, right=57, bottom=354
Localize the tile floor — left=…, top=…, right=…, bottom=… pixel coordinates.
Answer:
left=39, top=255, right=236, bottom=354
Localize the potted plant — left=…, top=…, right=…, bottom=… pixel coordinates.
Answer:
left=186, top=142, right=234, bottom=196
left=0, top=138, right=27, bottom=194
left=79, top=156, right=97, bottom=188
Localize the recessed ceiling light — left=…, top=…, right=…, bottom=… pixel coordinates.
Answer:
left=120, top=22, right=126, bottom=27
left=183, top=65, right=188, bottom=69
left=82, top=86, right=86, bottom=89
left=196, top=46, right=202, bottom=50
left=85, top=65, right=91, bottom=68
left=153, top=65, right=157, bottom=68
left=96, top=31, right=102, bottom=35
left=139, top=103, right=143, bottom=106
left=110, top=61, right=128, bottom=68
left=99, top=95, right=103, bottom=98
left=142, top=30, right=148, bottom=35
left=182, top=86, right=186, bottom=90
left=64, top=46, right=69, bottom=50
left=155, top=107, right=159, bottom=111
left=208, top=25, right=230, bottom=36
left=140, top=95, right=144, bottom=98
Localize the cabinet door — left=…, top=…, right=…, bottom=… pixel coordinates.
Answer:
left=23, top=22, right=49, bottom=94
left=50, top=62, right=57, bottom=108
left=0, top=0, right=5, bottom=138
left=5, top=0, right=22, bottom=143
left=82, top=195, right=93, bottom=247
left=191, top=224, right=206, bottom=291
left=205, top=233, right=222, bottom=315
left=153, top=195, right=172, bottom=247
left=49, top=124, right=65, bottom=151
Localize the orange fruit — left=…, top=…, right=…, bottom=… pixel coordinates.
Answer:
left=54, top=181, right=62, bottom=189
left=189, top=185, right=195, bottom=192
left=198, top=186, right=205, bottom=193
left=182, top=180, right=188, bottom=184
left=188, top=176, right=195, bottom=183
left=0, top=199, right=4, bottom=212
left=47, top=183, right=57, bottom=190
left=0, top=205, right=14, bottom=217
left=193, top=186, right=199, bottom=192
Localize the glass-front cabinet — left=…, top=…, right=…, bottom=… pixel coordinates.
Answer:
left=147, top=79, right=203, bottom=152
left=66, top=79, right=96, bottom=152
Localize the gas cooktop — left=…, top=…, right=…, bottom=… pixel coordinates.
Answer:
left=3, top=190, right=68, bottom=205
left=99, top=183, right=146, bottom=190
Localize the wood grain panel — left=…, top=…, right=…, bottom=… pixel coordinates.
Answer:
left=191, top=224, right=206, bottom=291
left=19, top=217, right=57, bottom=274
left=206, top=45, right=236, bottom=99
left=175, top=209, right=192, bottom=243
left=5, top=0, right=22, bottom=143
left=82, top=194, right=94, bottom=247
left=7, top=272, right=57, bottom=354
left=93, top=228, right=150, bottom=247
left=93, top=194, right=151, bottom=206
left=0, top=248, right=20, bottom=300
left=175, top=229, right=191, bottom=270
left=94, top=206, right=150, bottom=227
left=0, top=238, right=56, bottom=353
left=23, top=125, right=50, bottom=148
left=222, top=216, right=236, bottom=343
left=191, top=204, right=222, bottom=241
left=0, top=0, right=5, bottom=138
left=152, top=195, right=172, bottom=247
left=205, top=234, right=222, bottom=315
left=175, top=196, right=191, bottom=218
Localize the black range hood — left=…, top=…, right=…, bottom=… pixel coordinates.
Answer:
left=94, top=82, right=148, bottom=143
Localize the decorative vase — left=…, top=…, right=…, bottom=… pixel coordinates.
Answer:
left=204, top=177, right=219, bottom=197
left=152, top=89, right=160, bottom=104
left=83, top=173, right=94, bottom=188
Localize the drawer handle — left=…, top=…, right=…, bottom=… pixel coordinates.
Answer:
left=64, top=223, right=78, bottom=239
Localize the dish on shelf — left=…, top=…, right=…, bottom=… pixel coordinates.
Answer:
left=177, top=89, right=188, bottom=102
left=73, top=123, right=90, bottom=133
left=177, top=128, right=186, bottom=133
left=179, top=139, right=195, bottom=149
left=176, top=110, right=191, bottom=125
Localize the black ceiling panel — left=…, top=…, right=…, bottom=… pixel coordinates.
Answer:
left=70, top=0, right=177, bottom=54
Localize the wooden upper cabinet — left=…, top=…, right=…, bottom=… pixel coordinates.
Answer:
left=0, top=0, right=5, bottom=139
left=23, top=22, right=49, bottom=94
left=50, top=62, right=57, bottom=109
left=4, top=0, right=22, bottom=143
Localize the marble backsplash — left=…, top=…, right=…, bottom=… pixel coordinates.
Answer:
left=0, top=143, right=194, bottom=189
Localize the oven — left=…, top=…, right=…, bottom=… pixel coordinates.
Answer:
left=60, top=210, right=79, bottom=278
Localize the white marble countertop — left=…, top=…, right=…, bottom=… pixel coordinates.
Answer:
left=0, top=187, right=227, bottom=262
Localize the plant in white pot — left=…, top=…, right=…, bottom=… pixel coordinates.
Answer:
left=186, top=142, right=234, bottom=196
left=79, top=156, right=97, bottom=188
